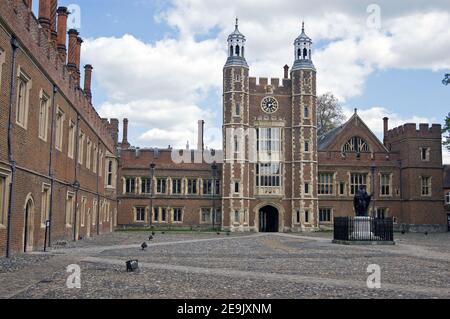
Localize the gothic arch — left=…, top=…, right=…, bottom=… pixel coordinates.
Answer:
left=253, top=202, right=285, bottom=233
left=23, top=193, right=35, bottom=252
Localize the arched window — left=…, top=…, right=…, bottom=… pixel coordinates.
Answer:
left=303, top=48, right=308, bottom=59
left=309, top=49, right=312, bottom=59
left=235, top=45, right=240, bottom=56
left=343, top=137, right=370, bottom=153
left=230, top=46, right=233, bottom=56
left=297, top=49, right=301, bottom=60
left=241, top=46, right=244, bottom=57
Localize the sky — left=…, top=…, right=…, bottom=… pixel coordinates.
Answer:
left=33, top=0, right=450, bottom=163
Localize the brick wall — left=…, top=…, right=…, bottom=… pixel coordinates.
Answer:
left=0, top=0, right=117, bottom=256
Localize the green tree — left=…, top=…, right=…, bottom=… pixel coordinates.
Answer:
left=443, top=113, right=450, bottom=152
left=317, top=92, right=346, bottom=138
left=443, top=74, right=450, bottom=86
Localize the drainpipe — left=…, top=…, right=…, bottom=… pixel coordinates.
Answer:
left=5, top=37, right=19, bottom=258
left=47, top=84, right=58, bottom=247
left=73, top=114, right=81, bottom=241
left=96, top=140, right=100, bottom=236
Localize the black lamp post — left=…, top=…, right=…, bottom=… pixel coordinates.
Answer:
left=149, top=163, right=156, bottom=227
left=212, top=162, right=218, bottom=231
left=371, top=163, right=376, bottom=217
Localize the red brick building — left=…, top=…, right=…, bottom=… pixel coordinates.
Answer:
left=117, top=21, right=448, bottom=233
left=0, top=0, right=118, bottom=257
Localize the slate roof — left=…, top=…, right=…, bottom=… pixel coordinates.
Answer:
left=318, top=125, right=345, bottom=151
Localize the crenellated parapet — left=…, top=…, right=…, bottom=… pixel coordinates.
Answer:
left=249, top=77, right=292, bottom=94
left=385, top=123, right=442, bottom=143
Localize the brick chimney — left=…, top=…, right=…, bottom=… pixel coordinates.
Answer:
left=56, top=7, right=68, bottom=62
left=284, top=65, right=289, bottom=79
left=122, top=119, right=130, bottom=149
left=383, top=117, right=389, bottom=146
left=38, top=0, right=51, bottom=39
left=197, top=120, right=204, bottom=151
left=67, top=29, right=78, bottom=76
left=75, top=36, right=83, bottom=87
left=50, top=0, right=58, bottom=44
left=84, top=65, right=93, bottom=103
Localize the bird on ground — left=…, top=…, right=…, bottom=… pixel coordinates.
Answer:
left=149, top=235, right=154, bottom=241
left=141, top=242, right=148, bottom=251
left=424, top=232, right=429, bottom=236
left=401, top=230, right=406, bottom=235
left=152, top=231, right=156, bottom=236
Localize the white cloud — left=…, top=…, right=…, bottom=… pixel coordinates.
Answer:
left=82, top=0, right=450, bottom=158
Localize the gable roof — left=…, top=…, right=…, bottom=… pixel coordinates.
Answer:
left=318, top=125, right=345, bottom=150
left=318, top=111, right=388, bottom=153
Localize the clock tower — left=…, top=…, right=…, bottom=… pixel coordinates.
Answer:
left=222, top=21, right=319, bottom=232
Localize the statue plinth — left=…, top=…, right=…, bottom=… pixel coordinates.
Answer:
left=350, top=217, right=375, bottom=240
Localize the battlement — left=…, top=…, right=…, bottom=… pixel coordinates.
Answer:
left=0, top=0, right=115, bottom=152
left=386, top=123, right=442, bottom=140
left=249, top=77, right=292, bottom=94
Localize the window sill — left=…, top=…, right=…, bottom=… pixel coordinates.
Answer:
left=15, top=121, right=28, bottom=130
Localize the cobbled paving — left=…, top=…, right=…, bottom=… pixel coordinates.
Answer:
left=1, top=231, right=449, bottom=299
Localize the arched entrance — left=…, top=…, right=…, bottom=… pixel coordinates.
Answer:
left=259, top=205, right=279, bottom=233
left=23, top=196, right=35, bottom=253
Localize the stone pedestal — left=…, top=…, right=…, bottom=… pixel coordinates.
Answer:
left=350, top=217, right=375, bottom=240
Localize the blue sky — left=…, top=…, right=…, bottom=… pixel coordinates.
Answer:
left=32, top=0, right=450, bottom=162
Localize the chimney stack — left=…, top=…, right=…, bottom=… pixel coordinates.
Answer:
left=38, top=0, right=51, bottom=39
left=197, top=120, right=205, bottom=151
left=284, top=65, right=289, bottom=79
left=67, top=29, right=78, bottom=76
left=75, top=36, right=83, bottom=87
left=122, top=119, right=130, bottom=149
left=56, top=7, right=68, bottom=62
left=84, top=65, right=93, bottom=103
left=383, top=117, right=389, bottom=145
left=50, top=0, right=58, bottom=44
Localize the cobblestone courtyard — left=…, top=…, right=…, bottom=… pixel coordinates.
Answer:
left=1, top=232, right=450, bottom=299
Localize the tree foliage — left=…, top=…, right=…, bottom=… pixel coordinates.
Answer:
left=317, top=92, right=346, bottom=138
left=444, top=113, right=450, bottom=152
left=443, top=74, right=450, bottom=86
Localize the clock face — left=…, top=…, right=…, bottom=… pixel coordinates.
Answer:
left=261, top=97, right=279, bottom=114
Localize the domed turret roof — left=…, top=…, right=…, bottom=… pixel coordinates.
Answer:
left=295, top=22, right=312, bottom=43
left=228, top=18, right=246, bottom=41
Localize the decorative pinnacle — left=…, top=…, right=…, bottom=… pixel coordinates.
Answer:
left=235, top=17, right=239, bottom=30
left=302, top=21, right=305, bottom=33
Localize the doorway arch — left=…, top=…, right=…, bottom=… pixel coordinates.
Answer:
left=23, top=194, right=35, bottom=253
left=259, top=205, right=279, bottom=233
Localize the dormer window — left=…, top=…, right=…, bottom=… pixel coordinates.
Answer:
left=343, top=137, right=370, bottom=154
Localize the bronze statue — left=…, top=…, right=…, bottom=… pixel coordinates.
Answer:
left=354, top=186, right=372, bottom=217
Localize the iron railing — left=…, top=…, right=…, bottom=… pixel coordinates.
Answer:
left=334, top=217, right=394, bottom=242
